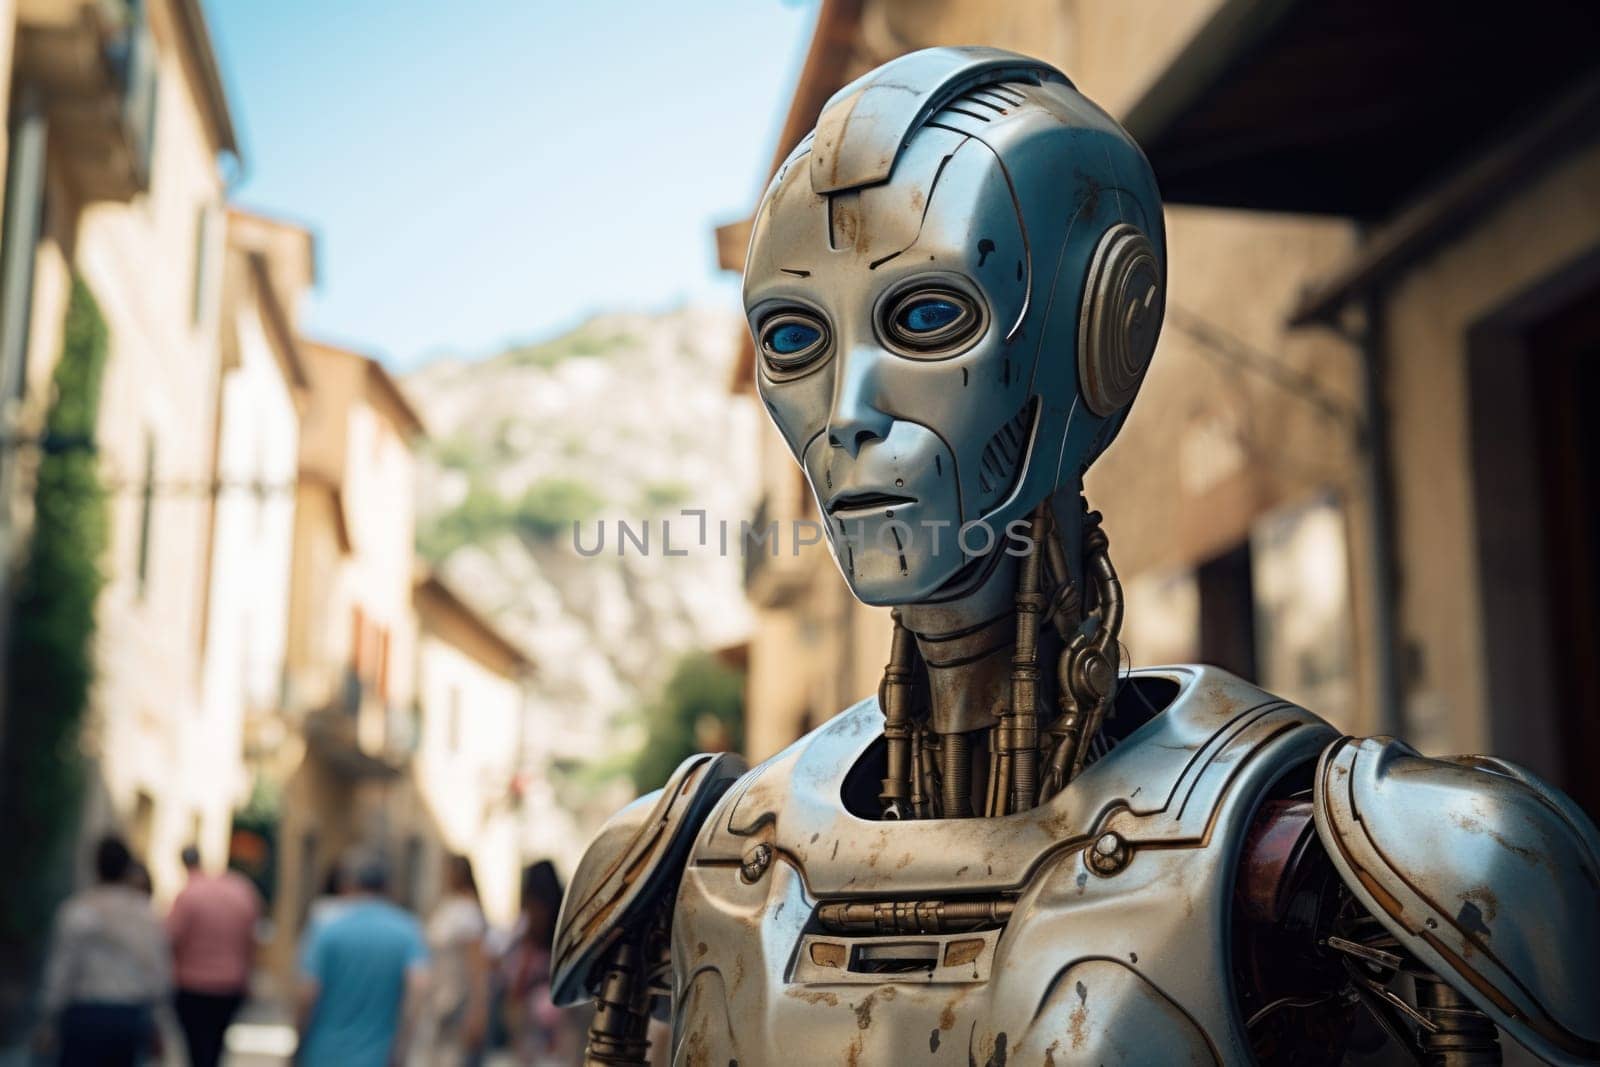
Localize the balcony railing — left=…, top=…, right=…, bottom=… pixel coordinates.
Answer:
left=303, top=668, right=415, bottom=778
left=15, top=0, right=159, bottom=202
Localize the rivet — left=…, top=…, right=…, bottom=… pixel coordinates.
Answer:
left=740, top=843, right=773, bottom=884
left=1087, top=831, right=1129, bottom=876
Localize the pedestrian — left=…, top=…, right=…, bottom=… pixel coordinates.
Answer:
left=303, top=864, right=349, bottom=940
left=166, top=844, right=261, bottom=1067
left=125, top=859, right=153, bottom=897
left=500, top=860, right=580, bottom=1065
left=296, top=852, right=429, bottom=1067
left=418, top=854, right=490, bottom=1066
left=37, top=835, right=172, bottom=1067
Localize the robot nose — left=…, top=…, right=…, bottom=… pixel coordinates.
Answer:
left=826, top=348, right=893, bottom=458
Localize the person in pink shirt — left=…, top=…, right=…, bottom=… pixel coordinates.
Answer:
left=165, top=844, right=262, bottom=1067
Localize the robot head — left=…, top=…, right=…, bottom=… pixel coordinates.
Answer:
left=744, top=47, right=1165, bottom=607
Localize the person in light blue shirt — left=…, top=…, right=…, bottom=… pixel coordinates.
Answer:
left=296, top=854, right=430, bottom=1067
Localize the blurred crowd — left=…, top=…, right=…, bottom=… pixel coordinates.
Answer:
left=33, top=837, right=583, bottom=1067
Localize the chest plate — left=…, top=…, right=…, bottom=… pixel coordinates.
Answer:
left=670, top=666, right=1336, bottom=1065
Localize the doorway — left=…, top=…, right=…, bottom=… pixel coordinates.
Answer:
left=1469, top=249, right=1600, bottom=825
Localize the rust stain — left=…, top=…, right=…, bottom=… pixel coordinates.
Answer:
left=852, top=991, right=877, bottom=1030
left=681, top=1028, right=709, bottom=1067
left=787, top=988, right=839, bottom=1007
left=1451, top=812, right=1545, bottom=867
left=845, top=1032, right=864, bottom=1067
left=939, top=1003, right=957, bottom=1031
left=1068, top=1001, right=1089, bottom=1050
left=944, top=938, right=985, bottom=967
left=1074, top=168, right=1103, bottom=221
left=695, top=941, right=708, bottom=959
left=810, top=941, right=847, bottom=968
left=1461, top=885, right=1500, bottom=922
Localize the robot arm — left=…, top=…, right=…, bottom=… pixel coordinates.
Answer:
left=550, top=751, right=747, bottom=1065
left=1311, top=736, right=1600, bottom=1066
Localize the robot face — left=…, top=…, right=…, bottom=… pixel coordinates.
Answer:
left=743, top=50, right=1165, bottom=607
left=745, top=129, right=1035, bottom=605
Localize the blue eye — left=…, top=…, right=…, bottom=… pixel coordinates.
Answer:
left=884, top=288, right=981, bottom=355
left=769, top=322, right=821, bottom=354
left=759, top=312, right=828, bottom=371
left=900, top=299, right=962, bottom=333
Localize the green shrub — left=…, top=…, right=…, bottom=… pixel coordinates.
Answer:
left=515, top=479, right=601, bottom=540
left=630, top=652, right=744, bottom=793
left=505, top=328, right=635, bottom=369
left=0, top=277, right=110, bottom=961
left=418, top=477, right=604, bottom=560
left=429, top=433, right=482, bottom=472
left=640, top=480, right=690, bottom=512
left=417, top=480, right=515, bottom=561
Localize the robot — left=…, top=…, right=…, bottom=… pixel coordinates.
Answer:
left=551, top=48, right=1600, bottom=1065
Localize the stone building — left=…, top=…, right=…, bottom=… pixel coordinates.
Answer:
left=407, top=572, right=532, bottom=927
left=1123, top=0, right=1600, bottom=821
left=0, top=2, right=546, bottom=1006
left=723, top=0, right=1599, bottom=831
left=267, top=336, right=427, bottom=967
left=0, top=0, right=252, bottom=897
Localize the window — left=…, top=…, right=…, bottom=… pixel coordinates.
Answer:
left=131, top=791, right=155, bottom=857
left=350, top=606, right=365, bottom=675
left=1196, top=540, right=1258, bottom=682
left=375, top=627, right=390, bottom=701
left=447, top=685, right=462, bottom=753
left=402, top=835, right=425, bottom=912
left=189, top=205, right=211, bottom=325
left=135, top=432, right=156, bottom=598
left=297, top=832, right=320, bottom=930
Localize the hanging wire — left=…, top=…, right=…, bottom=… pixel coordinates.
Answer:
left=1166, top=304, right=1364, bottom=437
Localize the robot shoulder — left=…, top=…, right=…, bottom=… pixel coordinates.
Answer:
left=549, top=750, right=746, bottom=1006
left=1313, top=735, right=1600, bottom=1064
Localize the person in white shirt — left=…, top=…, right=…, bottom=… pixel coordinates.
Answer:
left=37, top=836, right=172, bottom=1066
left=418, top=854, right=490, bottom=1066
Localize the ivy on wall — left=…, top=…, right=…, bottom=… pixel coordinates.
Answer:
left=0, top=276, right=110, bottom=958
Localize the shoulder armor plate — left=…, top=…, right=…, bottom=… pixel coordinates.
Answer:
left=1313, top=736, right=1600, bottom=1065
left=550, top=751, right=746, bottom=1006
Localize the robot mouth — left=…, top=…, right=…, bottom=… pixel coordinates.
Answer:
left=826, top=490, right=917, bottom=516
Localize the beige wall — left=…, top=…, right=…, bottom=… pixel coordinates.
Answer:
left=285, top=345, right=419, bottom=715
left=273, top=342, right=425, bottom=966
left=195, top=240, right=305, bottom=870
left=412, top=628, right=523, bottom=926
left=0, top=0, right=13, bottom=181
left=8, top=0, right=233, bottom=899
left=1379, top=143, right=1600, bottom=757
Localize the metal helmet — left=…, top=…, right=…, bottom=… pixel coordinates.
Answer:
left=744, top=47, right=1165, bottom=606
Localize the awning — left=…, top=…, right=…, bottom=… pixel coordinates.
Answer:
left=1123, top=0, right=1600, bottom=219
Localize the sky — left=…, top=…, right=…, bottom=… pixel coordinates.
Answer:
left=203, top=1, right=819, bottom=369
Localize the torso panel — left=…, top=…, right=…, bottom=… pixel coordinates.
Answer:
left=671, top=666, right=1338, bottom=1065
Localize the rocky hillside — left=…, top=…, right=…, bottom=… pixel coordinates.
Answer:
left=403, top=305, right=759, bottom=855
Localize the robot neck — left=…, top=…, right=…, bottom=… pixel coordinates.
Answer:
left=877, top=488, right=1117, bottom=819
